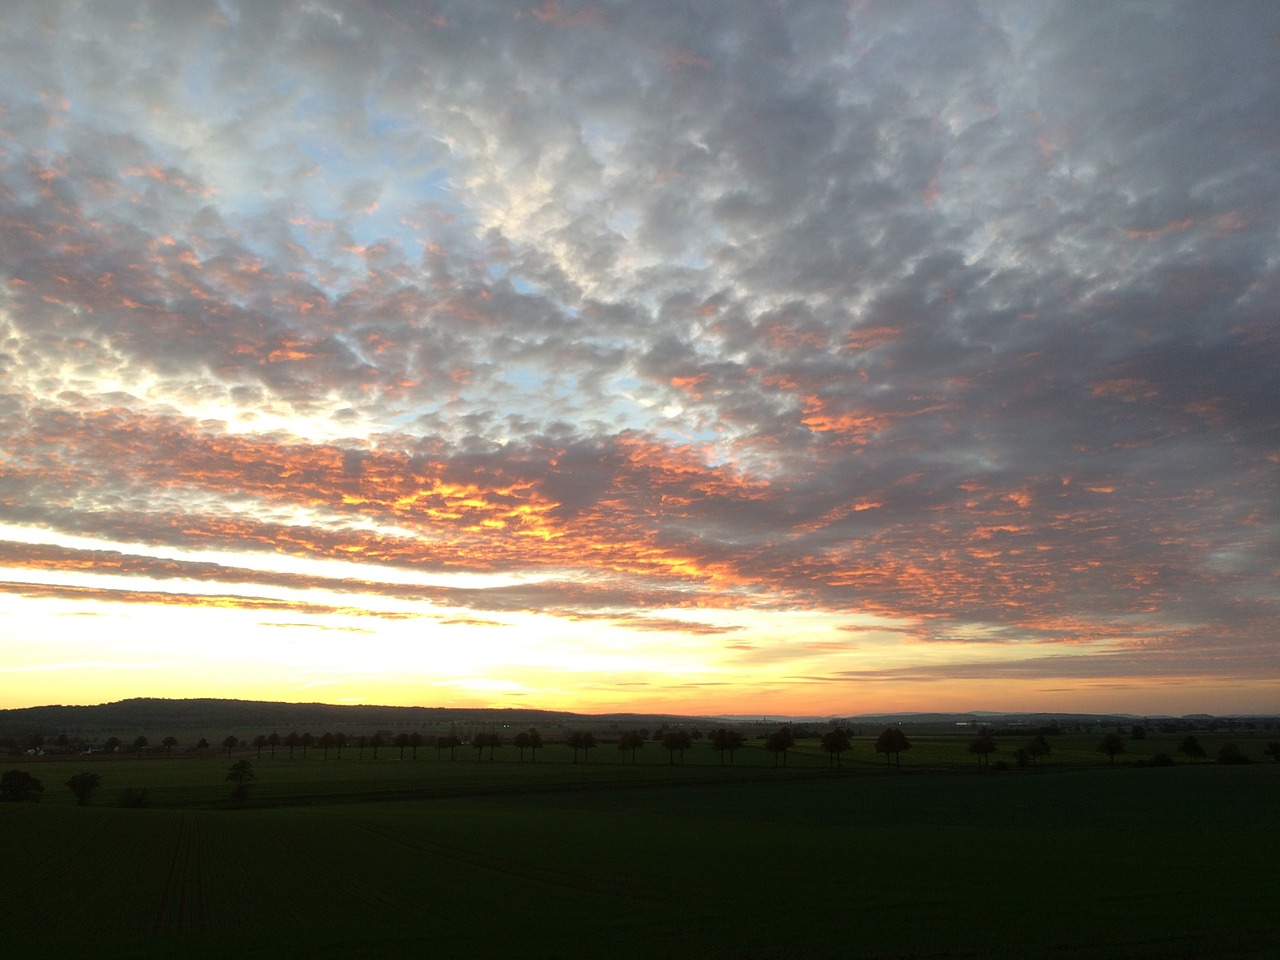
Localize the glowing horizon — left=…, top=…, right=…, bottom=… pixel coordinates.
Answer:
left=1, top=3, right=1277, bottom=717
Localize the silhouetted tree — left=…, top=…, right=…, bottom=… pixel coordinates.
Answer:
left=0, top=770, right=43, bottom=802
left=300, top=732, right=314, bottom=759
left=409, top=732, right=422, bottom=759
left=1098, top=732, right=1125, bottom=766
left=195, top=738, right=209, bottom=758
left=1026, top=734, right=1051, bottom=767
left=821, top=729, right=852, bottom=767
left=662, top=730, right=692, bottom=765
left=133, top=735, right=148, bottom=758
left=319, top=732, right=335, bottom=759
left=874, top=728, right=911, bottom=768
left=357, top=735, right=368, bottom=759
left=66, top=772, right=101, bottom=805
left=395, top=733, right=410, bottom=760
left=253, top=735, right=267, bottom=759
left=284, top=732, right=300, bottom=759
left=226, top=759, right=255, bottom=804
left=765, top=728, right=794, bottom=767
left=436, top=734, right=461, bottom=760
left=471, top=732, right=502, bottom=760
left=709, top=728, right=744, bottom=765
left=526, top=729, right=543, bottom=761
left=618, top=731, right=645, bottom=763
left=968, top=734, right=997, bottom=769
left=370, top=733, right=384, bottom=759
left=162, top=736, right=178, bottom=759
left=1130, top=724, right=1147, bottom=741
left=513, top=731, right=533, bottom=760
left=222, top=735, right=238, bottom=758
left=118, top=786, right=149, bottom=808
left=1217, top=743, right=1250, bottom=765
left=1178, top=735, right=1206, bottom=762
left=104, top=736, right=122, bottom=756
left=566, top=731, right=596, bottom=763
left=266, top=733, right=279, bottom=758
left=334, top=732, right=347, bottom=759
left=1265, top=742, right=1280, bottom=763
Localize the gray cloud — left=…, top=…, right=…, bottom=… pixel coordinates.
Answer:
left=1, top=0, right=1277, bottom=707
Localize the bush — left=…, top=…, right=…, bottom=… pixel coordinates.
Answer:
left=118, top=786, right=150, bottom=808
left=1148, top=752, right=1175, bottom=767
left=1217, top=744, right=1251, bottom=765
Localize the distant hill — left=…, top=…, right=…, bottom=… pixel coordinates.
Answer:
left=0, top=697, right=710, bottom=740
left=1, top=698, right=1270, bottom=743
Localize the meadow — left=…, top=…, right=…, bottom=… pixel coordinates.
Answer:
left=2, top=732, right=1277, bottom=959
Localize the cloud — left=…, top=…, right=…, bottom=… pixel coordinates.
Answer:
left=1, top=1, right=1277, bottom=710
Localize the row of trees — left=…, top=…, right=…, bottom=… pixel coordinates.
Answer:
left=26, top=727, right=1280, bottom=770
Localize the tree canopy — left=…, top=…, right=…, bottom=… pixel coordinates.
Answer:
left=874, top=728, right=911, bottom=767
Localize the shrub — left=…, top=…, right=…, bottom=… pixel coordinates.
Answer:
left=1217, top=744, right=1251, bottom=765
left=118, top=786, right=150, bottom=808
left=1148, top=752, right=1175, bottom=767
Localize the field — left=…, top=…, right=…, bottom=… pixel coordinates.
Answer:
left=2, top=733, right=1278, bottom=959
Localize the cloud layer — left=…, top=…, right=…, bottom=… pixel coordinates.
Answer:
left=1, top=1, right=1277, bottom=712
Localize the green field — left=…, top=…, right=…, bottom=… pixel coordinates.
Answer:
left=3, top=735, right=1278, bottom=959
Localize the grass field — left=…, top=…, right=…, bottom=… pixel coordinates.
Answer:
left=3, top=735, right=1278, bottom=959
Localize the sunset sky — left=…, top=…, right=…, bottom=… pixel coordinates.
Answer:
left=2, top=2, right=1277, bottom=717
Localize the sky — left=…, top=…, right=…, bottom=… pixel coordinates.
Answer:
left=1, top=1, right=1277, bottom=717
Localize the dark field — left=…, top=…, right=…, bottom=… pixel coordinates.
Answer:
left=3, top=735, right=1277, bottom=959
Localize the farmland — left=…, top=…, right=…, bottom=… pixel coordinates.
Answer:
left=3, top=733, right=1278, bottom=959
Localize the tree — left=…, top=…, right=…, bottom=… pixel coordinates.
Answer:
left=1264, top=742, right=1280, bottom=763
left=661, top=730, right=692, bottom=765
left=300, top=732, right=314, bottom=759
left=266, top=733, right=279, bottom=759
left=821, top=729, right=852, bottom=767
left=222, top=735, right=239, bottom=758
left=1098, top=732, right=1125, bottom=766
left=226, top=759, right=255, bottom=804
left=66, top=772, right=101, bottom=806
left=0, top=770, right=43, bottom=803
left=395, top=733, right=410, bottom=760
left=709, top=728, right=744, bottom=765
left=874, top=728, right=911, bottom=768
left=370, top=734, right=384, bottom=759
left=513, top=731, right=533, bottom=760
left=1026, top=734, right=1051, bottom=767
left=319, top=732, right=335, bottom=760
left=617, top=731, right=645, bottom=763
left=1130, top=724, right=1147, bottom=741
left=1217, top=743, right=1250, bottom=765
left=1178, top=735, right=1206, bottom=763
left=196, top=738, right=209, bottom=759
left=253, top=734, right=267, bottom=759
left=527, top=729, right=543, bottom=761
left=968, top=734, right=997, bottom=769
left=409, top=732, right=422, bottom=760
left=357, top=735, right=369, bottom=759
left=133, top=735, right=148, bottom=758
left=334, top=732, right=347, bottom=759
left=436, top=734, right=461, bottom=760
left=284, top=732, right=300, bottom=759
left=471, top=732, right=502, bottom=760
left=104, top=736, right=122, bottom=756
left=162, top=736, right=178, bottom=759
left=765, top=728, right=794, bottom=767
left=566, top=731, right=596, bottom=763
left=118, top=787, right=149, bottom=808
